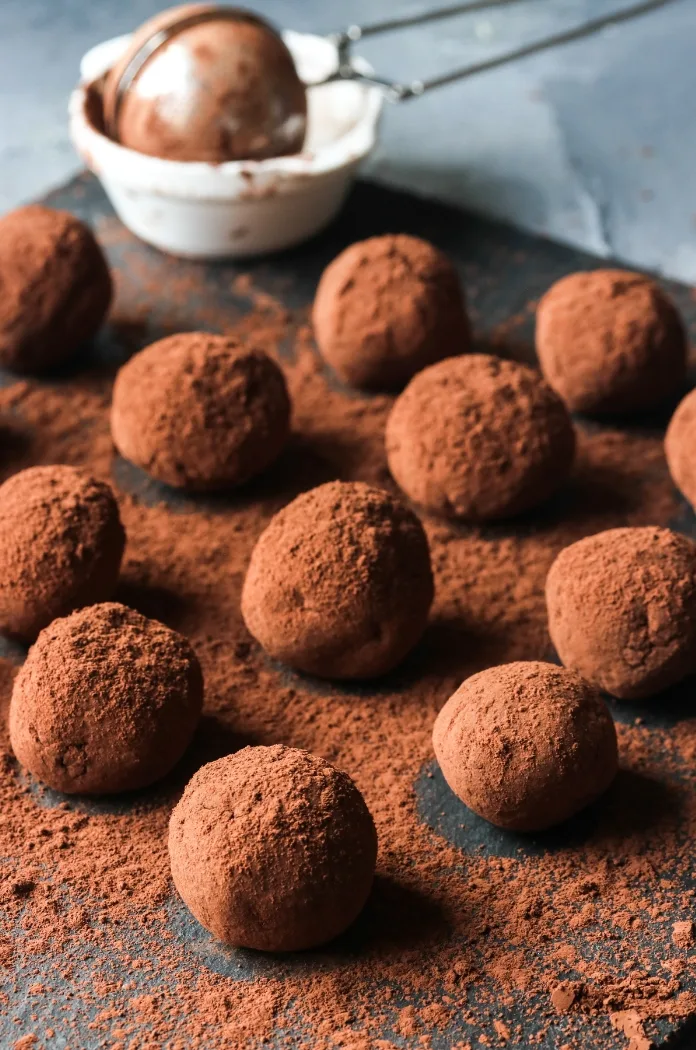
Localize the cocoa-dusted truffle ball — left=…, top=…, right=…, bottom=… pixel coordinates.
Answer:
left=169, top=744, right=377, bottom=951
left=433, top=661, right=617, bottom=831
left=546, top=526, right=696, bottom=700
left=9, top=603, right=203, bottom=794
left=385, top=354, right=575, bottom=521
left=536, top=270, right=686, bottom=415
left=0, top=205, right=112, bottom=374
left=241, top=481, right=433, bottom=679
left=665, top=388, right=696, bottom=510
left=0, top=465, right=125, bottom=642
left=111, top=333, right=290, bottom=491
left=312, top=234, right=470, bottom=390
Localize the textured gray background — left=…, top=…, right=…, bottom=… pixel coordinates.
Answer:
left=1, top=0, right=695, bottom=280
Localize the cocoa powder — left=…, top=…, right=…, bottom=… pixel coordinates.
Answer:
left=0, top=215, right=694, bottom=1049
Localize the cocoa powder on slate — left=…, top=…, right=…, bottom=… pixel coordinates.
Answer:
left=0, top=232, right=695, bottom=1050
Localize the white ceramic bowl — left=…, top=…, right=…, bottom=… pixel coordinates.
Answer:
left=69, top=30, right=383, bottom=258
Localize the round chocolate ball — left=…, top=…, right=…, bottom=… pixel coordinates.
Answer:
left=385, top=354, right=575, bottom=521
left=103, top=4, right=307, bottom=162
left=111, top=333, right=291, bottom=491
left=169, top=744, right=377, bottom=951
left=536, top=269, right=686, bottom=415
left=312, top=234, right=470, bottom=390
left=0, top=465, right=125, bottom=642
left=9, top=602, right=203, bottom=794
left=433, top=661, right=617, bottom=831
left=546, top=526, right=696, bottom=700
left=241, top=480, right=434, bottom=679
left=0, top=205, right=112, bottom=374
left=665, top=388, right=696, bottom=510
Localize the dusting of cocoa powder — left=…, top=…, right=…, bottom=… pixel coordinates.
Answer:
left=1, top=200, right=696, bottom=1049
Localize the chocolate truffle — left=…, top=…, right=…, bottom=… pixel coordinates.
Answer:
left=9, top=602, right=203, bottom=794
left=433, top=661, right=618, bottom=831
left=241, top=481, right=433, bottom=679
left=665, top=388, right=696, bottom=510
left=0, top=205, right=112, bottom=373
left=546, top=526, right=696, bottom=700
left=111, top=333, right=291, bottom=491
left=169, top=744, right=377, bottom=951
left=0, top=465, right=125, bottom=642
left=385, top=354, right=575, bottom=521
left=312, top=234, right=470, bottom=390
left=103, top=5, right=307, bottom=162
left=536, top=269, right=686, bottom=415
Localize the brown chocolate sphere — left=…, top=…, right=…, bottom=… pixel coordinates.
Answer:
left=169, top=744, right=377, bottom=951
left=665, top=388, right=696, bottom=510
left=103, top=5, right=307, bottom=162
left=9, top=603, right=203, bottom=794
left=385, top=354, right=575, bottom=521
left=433, top=661, right=617, bottom=831
left=111, top=332, right=291, bottom=491
left=241, top=481, right=434, bottom=679
left=546, top=526, right=696, bottom=700
left=0, top=465, right=125, bottom=642
left=536, top=269, right=686, bottom=415
left=312, top=234, right=470, bottom=390
left=0, top=205, right=112, bottom=374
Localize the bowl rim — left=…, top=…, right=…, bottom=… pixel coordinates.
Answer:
left=69, top=29, right=384, bottom=201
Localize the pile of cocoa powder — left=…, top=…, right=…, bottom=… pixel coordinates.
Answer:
left=2, top=184, right=696, bottom=1050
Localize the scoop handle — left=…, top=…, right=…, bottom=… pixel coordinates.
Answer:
left=314, top=0, right=676, bottom=102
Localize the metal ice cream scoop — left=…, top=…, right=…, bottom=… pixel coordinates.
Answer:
left=102, top=0, right=676, bottom=164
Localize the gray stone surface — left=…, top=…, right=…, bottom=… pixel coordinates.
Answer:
left=1, top=0, right=695, bottom=280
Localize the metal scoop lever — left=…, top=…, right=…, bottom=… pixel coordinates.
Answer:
left=312, top=0, right=679, bottom=102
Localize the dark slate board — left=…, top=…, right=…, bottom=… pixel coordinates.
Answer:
left=3, top=171, right=696, bottom=1050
